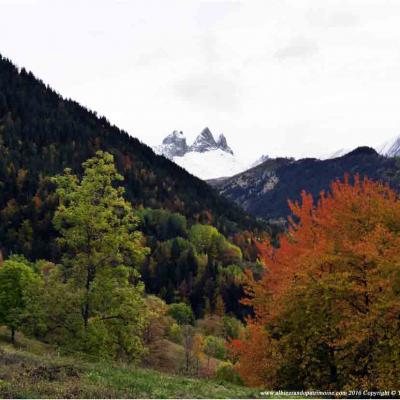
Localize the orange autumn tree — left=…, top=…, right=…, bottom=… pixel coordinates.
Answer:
left=234, top=175, right=400, bottom=389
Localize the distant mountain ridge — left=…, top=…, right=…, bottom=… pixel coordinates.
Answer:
left=209, top=146, right=400, bottom=222
left=322, top=134, right=400, bottom=160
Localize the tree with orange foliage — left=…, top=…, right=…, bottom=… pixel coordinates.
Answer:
left=234, top=175, right=400, bottom=389
left=229, top=323, right=279, bottom=387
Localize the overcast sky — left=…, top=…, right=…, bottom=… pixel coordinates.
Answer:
left=1, top=0, right=400, bottom=159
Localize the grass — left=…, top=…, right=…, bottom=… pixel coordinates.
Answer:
left=0, top=328, right=260, bottom=398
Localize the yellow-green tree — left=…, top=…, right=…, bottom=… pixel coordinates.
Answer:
left=0, top=257, right=42, bottom=344
left=51, top=151, right=149, bottom=360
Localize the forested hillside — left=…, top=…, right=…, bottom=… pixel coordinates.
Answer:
left=0, top=55, right=268, bottom=320
left=0, top=55, right=262, bottom=261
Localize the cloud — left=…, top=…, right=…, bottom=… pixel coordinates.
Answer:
left=4, top=0, right=400, bottom=159
left=307, top=8, right=358, bottom=28
left=327, top=11, right=358, bottom=27
left=275, top=38, right=319, bottom=60
left=194, top=1, right=241, bottom=29
left=133, top=48, right=170, bottom=67
left=173, top=72, right=241, bottom=111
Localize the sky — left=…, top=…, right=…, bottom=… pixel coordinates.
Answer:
left=1, top=0, right=400, bottom=159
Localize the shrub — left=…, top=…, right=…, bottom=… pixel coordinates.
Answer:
left=215, top=361, right=243, bottom=385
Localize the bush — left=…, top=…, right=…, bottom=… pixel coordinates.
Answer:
left=167, top=323, right=183, bottom=344
left=215, top=361, right=243, bottom=385
left=203, top=335, right=227, bottom=360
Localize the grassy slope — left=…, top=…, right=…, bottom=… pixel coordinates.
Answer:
left=0, top=329, right=259, bottom=399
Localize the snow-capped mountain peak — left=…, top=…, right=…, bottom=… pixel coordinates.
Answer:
left=154, top=130, right=188, bottom=158
left=162, top=130, right=185, bottom=145
left=189, top=127, right=219, bottom=153
left=153, top=127, right=261, bottom=180
left=216, top=133, right=233, bottom=155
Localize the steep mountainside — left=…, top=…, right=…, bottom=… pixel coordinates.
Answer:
left=0, top=55, right=261, bottom=259
left=209, top=147, right=400, bottom=221
left=154, top=128, right=255, bottom=179
left=378, top=135, right=400, bottom=157
left=322, top=134, right=400, bottom=159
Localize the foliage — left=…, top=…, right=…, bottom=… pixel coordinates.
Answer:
left=229, top=324, right=279, bottom=388
left=197, top=315, right=225, bottom=337
left=196, top=315, right=243, bottom=340
left=47, top=151, right=149, bottom=360
left=0, top=257, right=42, bottom=343
left=215, top=361, right=243, bottom=385
left=168, top=303, right=195, bottom=326
left=189, top=224, right=242, bottom=265
left=138, top=208, right=188, bottom=241
left=143, top=295, right=171, bottom=345
left=167, top=323, right=183, bottom=344
left=203, top=335, right=227, bottom=361
left=141, top=220, right=251, bottom=319
left=234, top=176, right=400, bottom=389
left=222, top=316, right=244, bottom=340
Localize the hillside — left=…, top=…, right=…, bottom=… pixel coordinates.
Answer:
left=0, top=329, right=258, bottom=399
left=0, top=55, right=261, bottom=260
left=209, top=147, right=400, bottom=221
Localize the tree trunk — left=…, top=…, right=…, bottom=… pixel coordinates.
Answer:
left=11, top=327, right=15, bottom=345
left=83, top=265, right=95, bottom=330
left=329, top=347, right=337, bottom=385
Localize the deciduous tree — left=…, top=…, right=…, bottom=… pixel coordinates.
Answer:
left=235, top=176, right=400, bottom=388
left=51, top=151, right=149, bottom=360
left=0, top=257, right=42, bottom=343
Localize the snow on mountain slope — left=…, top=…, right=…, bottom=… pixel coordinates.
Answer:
left=154, top=128, right=259, bottom=180
left=320, top=148, right=352, bottom=160
left=250, top=154, right=269, bottom=168
left=377, top=135, right=400, bottom=157
left=173, top=149, right=250, bottom=180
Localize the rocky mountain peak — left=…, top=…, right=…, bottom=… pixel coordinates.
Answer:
left=154, top=127, right=236, bottom=166
left=216, top=134, right=234, bottom=155
left=154, top=130, right=188, bottom=158
left=162, top=130, right=185, bottom=145
left=189, top=127, right=218, bottom=153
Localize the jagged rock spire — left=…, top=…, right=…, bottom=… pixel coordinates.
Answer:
left=216, top=133, right=233, bottom=155
left=189, top=127, right=218, bottom=153
left=155, top=130, right=188, bottom=158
